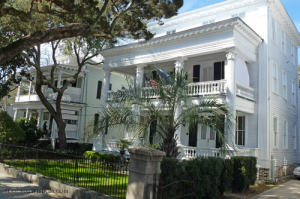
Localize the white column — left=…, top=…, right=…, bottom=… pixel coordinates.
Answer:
left=101, top=68, right=111, bottom=106
left=57, top=71, right=62, bottom=88
left=37, top=108, right=42, bottom=128
left=136, top=65, right=146, bottom=88
left=174, top=57, right=187, bottom=146
left=16, top=81, right=22, bottom=102
left=25, top=108, right=29, bottom=120
left=29, top=112, right=32, bottom=121
left=13, top=109, right=18, bottom=121
left=28, top=80, right=32, bottom=101
left=225, top=48, right=238, bottom=149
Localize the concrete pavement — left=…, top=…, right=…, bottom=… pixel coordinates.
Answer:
left=0, top=172, right=69, bottom=199
left=251, top=180, right=300, bottom=199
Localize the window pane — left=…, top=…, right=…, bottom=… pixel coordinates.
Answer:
left=210, top=127, right=215, bottom=140
left=201, top=126, right=206, bottom=139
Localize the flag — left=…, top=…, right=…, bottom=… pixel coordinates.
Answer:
left=157, top=68, right=173, bottom=84
left=144, top=75, right=158, bottom=89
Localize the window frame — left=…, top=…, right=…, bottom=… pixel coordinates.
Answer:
left=292, top=80, right=296, bottom=106
left=201, top=125, right=207, bottom=140
left=273, top=117, right=278, bottom=148
left=281, top=30, right=285, bottom=54
left=282, top=70, right=287, bottom=100
left=293, top=124, right=297, bottom=150
left=283, top=120, right=288, bottom=149
left=235, top=116, right=246, bottom=146
left=272, top=17, right=276, bottom=43
left=272, top=62, right=278, bottom=94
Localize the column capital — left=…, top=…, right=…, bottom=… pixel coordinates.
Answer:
left=103, top=68, right=111, bottom=78
left=136, top=64, right=146, bottom=74
left=226, top=47, right=238, bottom=60
left=175, top=57, right=187, bottom=69
left=103, top=67, right=112, bottom=72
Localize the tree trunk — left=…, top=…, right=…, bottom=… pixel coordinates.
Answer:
left=55, top=118, right=67, bottom=149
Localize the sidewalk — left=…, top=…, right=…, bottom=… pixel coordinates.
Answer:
left=0, top=172, right=69, bottom=199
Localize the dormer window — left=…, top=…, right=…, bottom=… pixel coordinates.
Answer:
left=167, top=29, right=176, bottom=35
left=203, top=19, right=215, bottom=25
left=232, top=12, right=245, bottom=19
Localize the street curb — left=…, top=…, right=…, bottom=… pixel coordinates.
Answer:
left=0, top=163, right=114, bottom=199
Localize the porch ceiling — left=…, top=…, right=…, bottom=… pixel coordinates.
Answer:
left=101, top=18, right=263, bottom=69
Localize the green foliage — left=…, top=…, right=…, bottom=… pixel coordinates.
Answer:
left=117, top=139, right=132, bottom=151
left=83, top=151, right=121, bottom=163
left=219, top=159, right=234, bottom=195
left=16, top=117, right=43, bottom=147
left=160, top=157, right=185, bottom=184
left=0, top=111, right=25, bottom=142
left=231, top=156, right=257, bottom=192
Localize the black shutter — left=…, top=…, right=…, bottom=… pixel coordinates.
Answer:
left=71, top=80, right=77, bottom=87
left=193, top=65, right=200, bottom=82
left=214, top=61, right=225, bottom=80
left=63, top=80, right=67, bottom=86
left=55, top=80, right=58, bottom=87
left=96, top=81, right=102, bottom=99
left=94, top=113, right=99, bottom=132
left=152, top=71, right=158, bottom=80
left=109, top=84, right=112, bottom=91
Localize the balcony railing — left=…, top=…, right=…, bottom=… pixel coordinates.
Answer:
left=16, top=87, right=82, bottom=103
left=236, top=83, right=255, bottom=101
left=107, top=80, right=227, bottom=101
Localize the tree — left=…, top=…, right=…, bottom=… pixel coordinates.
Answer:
left=0, top=111, right=25, bottom=143
left=17, top=117, right=44, bottom=147
left=0, top=0, right=183, bottom=65
left=93, top=70, right=234, bottom=158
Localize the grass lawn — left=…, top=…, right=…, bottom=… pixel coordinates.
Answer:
left=4, top=160, right=128, bottom=199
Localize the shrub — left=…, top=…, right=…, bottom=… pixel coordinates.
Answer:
left=83, top=151, right=121, bottom=163
left=231, top=156, right=257, bottom=192
left=160, top=157, right=185, bottom=184
left=0, top=111, right=25, bottom=143
left=17, top=117, right=43, bottom=147
left=219, top=159, right=233, bottom=195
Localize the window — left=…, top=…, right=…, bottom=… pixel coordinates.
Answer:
left=292, top=80, right=296, bottom=106
left=232, top=12, right=245, bottom=19
left=96, top=81, right=102, bottom=99
left=201, top=126, right=206, bottom=140
left=235, top=116, right=245, bottom=146
left=281, top=30, right=285, bottom=53
left=273, top=62, right=278, bottom=93
left=94, top=114, right=99, bottom=132
left=210, top=127, right=215, bottom=140
left=294, top=124, right=297, bottom=150
left=63, top=119, right=78, bottom=125
left=291, top=44, right=295, bottom=65
left=272, top=18, right=276, bottom=42
left=203, top=19, right=215, bottom=25
left=43, top=112, right=49, bottom=120
left=166, top=29, right=176, bottom=35
left=284, top=121, right=288, bottom=149
left=282, top=71, right=287, bottom=99
left=273, top=117, right=278, bottom=147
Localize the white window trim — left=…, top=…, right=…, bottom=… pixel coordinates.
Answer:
left=272, top=17, right=276, bottom=44
left=293, top=124, right=297, bottom=150
left=292, top=80, right=296, bottom=106
left=281, top=30, right=285, bottom=54
left=235, top=116, right=246, bottom=146
left=291, top=44, right=295, bottom=65
left=283, top=120, right=288, bottom=149
left=282, top=70, right=287, bottom=100
left=273, top=116, right=279, bottom=149
left=272, top=61, right=279, bottom=95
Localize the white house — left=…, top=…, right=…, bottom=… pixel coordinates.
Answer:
left=12, top=56, right=128, bottom=143
left=92, top=0, right=300, bottom=179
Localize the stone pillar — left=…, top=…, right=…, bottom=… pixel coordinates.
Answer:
left=225, top=48, right=238, bottom=148
left=174, top=57, right=186, bottom=145
left=13, top=109, right=18, bottom=121
left=25, top=108, right=29, bottom=120
left=37, top=108, right=42, bottom=128
left=126, top=147, right=166, bottom=199
left=101, top=68, right=111, bottom=106
left=16, top=81, right=22, bottom=102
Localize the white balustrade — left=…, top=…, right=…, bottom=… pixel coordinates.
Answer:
left=180, top=146, right=223, bottom=159
left=186, top=80, right=227, bottom=96
left=236, top=83, right=255, bottom=101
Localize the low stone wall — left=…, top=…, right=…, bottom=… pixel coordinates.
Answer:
left=275, top=163, right=299, bottom=178
left=258, top=167, right=270, bottom=181
left=0, top=163, right=113, bottom=199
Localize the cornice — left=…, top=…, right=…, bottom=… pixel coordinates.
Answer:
left=101, top=18, right=262, bottom=58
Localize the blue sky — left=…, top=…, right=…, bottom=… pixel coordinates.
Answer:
left=178, top=0, right=300, bottom=64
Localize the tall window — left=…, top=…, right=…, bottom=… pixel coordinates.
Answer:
left=273, top=117, right=278, bottom=147
left=282, top=71, right=287, bottom=99
left=294, top=124, right=297, bottom=150
left=284, top=121, right=288, bottom=149
left=273, top=63, right=278, bottom=93
left=292, top=80, right=296, bottom=106
left=96, top=81, right=102, bottom=99
left=272, top=18, right=276, bottom=42
left=291, top=44, right=295, bottom=65
left=201, top=126, right=206, bottom=140
left=281, top=30, right=285, bottom=53
left=235, top=116, right=245, bottom=146
left=210, top=127, right=215, bottom=140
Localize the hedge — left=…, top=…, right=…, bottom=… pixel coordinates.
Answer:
left=160, top=156, right=257, bottom=199
left=83, top=151, right=121, bottom=163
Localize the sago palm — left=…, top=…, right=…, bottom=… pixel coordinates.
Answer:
left=93, top=69, right=234, bottom=158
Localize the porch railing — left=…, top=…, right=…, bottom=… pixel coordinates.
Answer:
left=236, top=83, right=255, bottom=101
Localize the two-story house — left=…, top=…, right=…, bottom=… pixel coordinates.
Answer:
left=12, top=56, right=128, bottom=143
left=92, top=0, right=300, bottom=179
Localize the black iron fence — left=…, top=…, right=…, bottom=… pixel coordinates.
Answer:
left=0, top=143, right=129, bottom=199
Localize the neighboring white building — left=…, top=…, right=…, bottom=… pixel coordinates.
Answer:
left=93, top=0, right=300, bottom=179
left=12, top=56, right=128, bottom=143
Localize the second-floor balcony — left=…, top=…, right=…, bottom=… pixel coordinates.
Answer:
left=107, top=80, right=254, bottom=102
left=16, top=87, right=82, bottom=103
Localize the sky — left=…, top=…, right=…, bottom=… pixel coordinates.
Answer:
left=178, top=0, right=300, bottom=64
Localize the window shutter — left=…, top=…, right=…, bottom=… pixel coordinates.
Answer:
left=193, top=65, right=200, bottom=82
left=96, top=81, right=102, bottom=99
left=109, top=84, right=112, bottom=91
left=152, top=71, right=158, bottom=80
left=214, top=62, right=224, bottom=80
left=55, top=80, right=58, bottom=87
